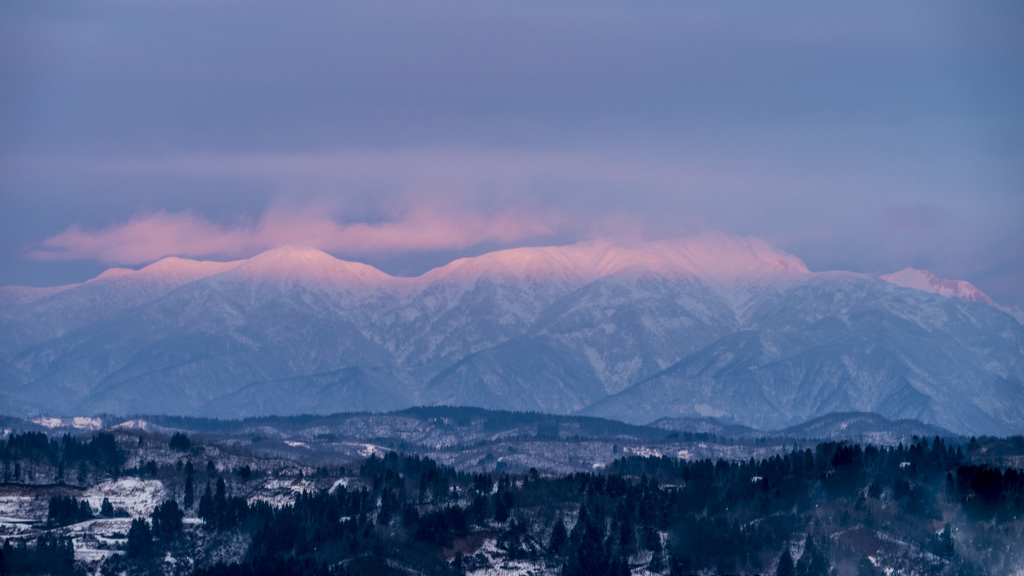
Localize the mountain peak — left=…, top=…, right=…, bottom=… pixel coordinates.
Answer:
left=648, top=234, right=810, bottom=280
left=84, top=256, right=242, bottom=285
left=229, top=245, right=392, bottom=286
left=422, top=235, right=810, bottom=284
left=881, top=267, right=993, bottom=305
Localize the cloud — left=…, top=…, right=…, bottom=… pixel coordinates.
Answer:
left=25, top=206, right=559, bottom=265
left=10, top=144, right=1024, bottom=306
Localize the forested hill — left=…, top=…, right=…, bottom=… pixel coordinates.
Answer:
left=2, top=430, right=1023, bottom=575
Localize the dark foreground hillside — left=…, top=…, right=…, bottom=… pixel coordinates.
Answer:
left=1, top=429, right=1023, bottom=575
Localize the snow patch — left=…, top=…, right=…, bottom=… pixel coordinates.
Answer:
left=31, top=416, right=63, bottom=428
left=882, top=268, right=994, bottom=305
left=465, top=538, right=549, bottom=576
left=358, top=443, right=384, bottom=457
left=85, top=478, right=167, bottom=518
left=626, top=446, right=663, bottom=458
left=112, top=419, right=150, bottom=431
left=73, top=417, right=103, bottom=430
left=27, top=416, right=105, bottom=430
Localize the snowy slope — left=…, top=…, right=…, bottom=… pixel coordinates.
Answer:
left=581, top=275, right=1024, bottom=435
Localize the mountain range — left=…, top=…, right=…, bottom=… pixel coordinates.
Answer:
left=2, top=235, right=1022, bottom=436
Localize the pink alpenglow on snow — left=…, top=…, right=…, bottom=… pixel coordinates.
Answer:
left=3, top=237, right=1011, bottom=313
left=881, top=267, right=994, bottom=305
left=92, top=257, right=244, bottom=285
left=62, top=235, right=810, bottom=289
left=419, top=235, right=810, bottom=285
left=224, top=245, right=394, bottom=289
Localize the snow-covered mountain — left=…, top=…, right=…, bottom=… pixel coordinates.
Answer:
left=1, top=236, right=1022, bottom=435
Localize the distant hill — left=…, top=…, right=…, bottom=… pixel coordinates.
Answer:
left=8, top=408, right=965, bottom=451
left=770, top=411, right=956, bottom=442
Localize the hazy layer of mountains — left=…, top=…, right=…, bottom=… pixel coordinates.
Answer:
left=2, top=236, right=1022, bottom=435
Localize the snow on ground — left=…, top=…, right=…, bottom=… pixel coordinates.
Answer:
left=31, top=416, right=63, bottom=428
left=626, top=446, right=663, bottom=458
left=246, top=477, right=313, bottom=509
left=25, top=416, right=105, bottom=430
left=112, top=419, right=151, bottom=431
left=73, top=417, right=104, bottom=430
left=0, top=485, right=152, bottom=576
left=0, top=494, right=41, bottom=520
left=0, top=494, right=39, bottom=537
left=359, top=443, right=386, bottom=457
left=465, top=538, right=555, bottom=576
left=84, top=477, right=167, bottom=518
left=71, top=518, right=132, bottom=560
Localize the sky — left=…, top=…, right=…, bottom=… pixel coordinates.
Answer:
left=1, top=1, right=1022, bottom=305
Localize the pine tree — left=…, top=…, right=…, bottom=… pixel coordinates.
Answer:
left=648, top=532, right=665, bottom=572
left=101, top=497, right=114, bottom=518
left=549, top=518, right=568, bottom=554
left=796, top=534, right=829, bottom=576
left=198, top=481, right=214, bottom=522
left=152, top=500, right=184, bottom=540
left=127, top=518, right=152, bottom=556
left=494, top=492, right=509, bottom=523
left=570, top=504, right=588, bottom=545
left=939, top=523, right=955, bottom=558
left=184, top=460, right=195, bottom=510
left=618, top=513, right=635, bottom=555
left=775, top=548, right=795, bottom=576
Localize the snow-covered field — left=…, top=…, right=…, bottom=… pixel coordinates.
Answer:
left=84, top=477, right=167, bottom=518
left=0, top=478, right=176, bottom=575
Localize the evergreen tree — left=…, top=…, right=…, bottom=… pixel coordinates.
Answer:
left=796, top=534, right=829, bottom=576
left=169, top=432, right=191, bottom=452
left=648, top=533, right=665, bottom=573
left=618, top=513, right=635, bottom=555
left=549, top=518, right=568, bottom=554
left=570, top=504, right=588, bottom=545
left=494, top=492, right=509, bottom=523
left=938, top=523, right=955, bottom=558
left=151, top=500, right=184, bottom=540
left=101, top=497, right=114, bottom=518
left=213, top=477, right=228, bottom=525
left=127, top=518, right=152, bottom=556
left=184, top=460, right=195, bottom=510
left=775, top=548, right=795, bottom=576
left=198, top=481, right=214, bottom=522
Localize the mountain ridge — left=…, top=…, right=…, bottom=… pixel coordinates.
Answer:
left=3, top=238, right=999, bottom=307
left=1, top=236, right=1020, bottom=435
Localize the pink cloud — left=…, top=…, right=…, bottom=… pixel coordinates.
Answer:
left=26, top=207, right=559, bottom=265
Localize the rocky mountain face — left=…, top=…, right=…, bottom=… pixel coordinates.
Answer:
left=2, top=236, right=1022, bottom=435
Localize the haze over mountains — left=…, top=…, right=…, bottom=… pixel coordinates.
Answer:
left=1, top=235, right=1022, bottom=436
